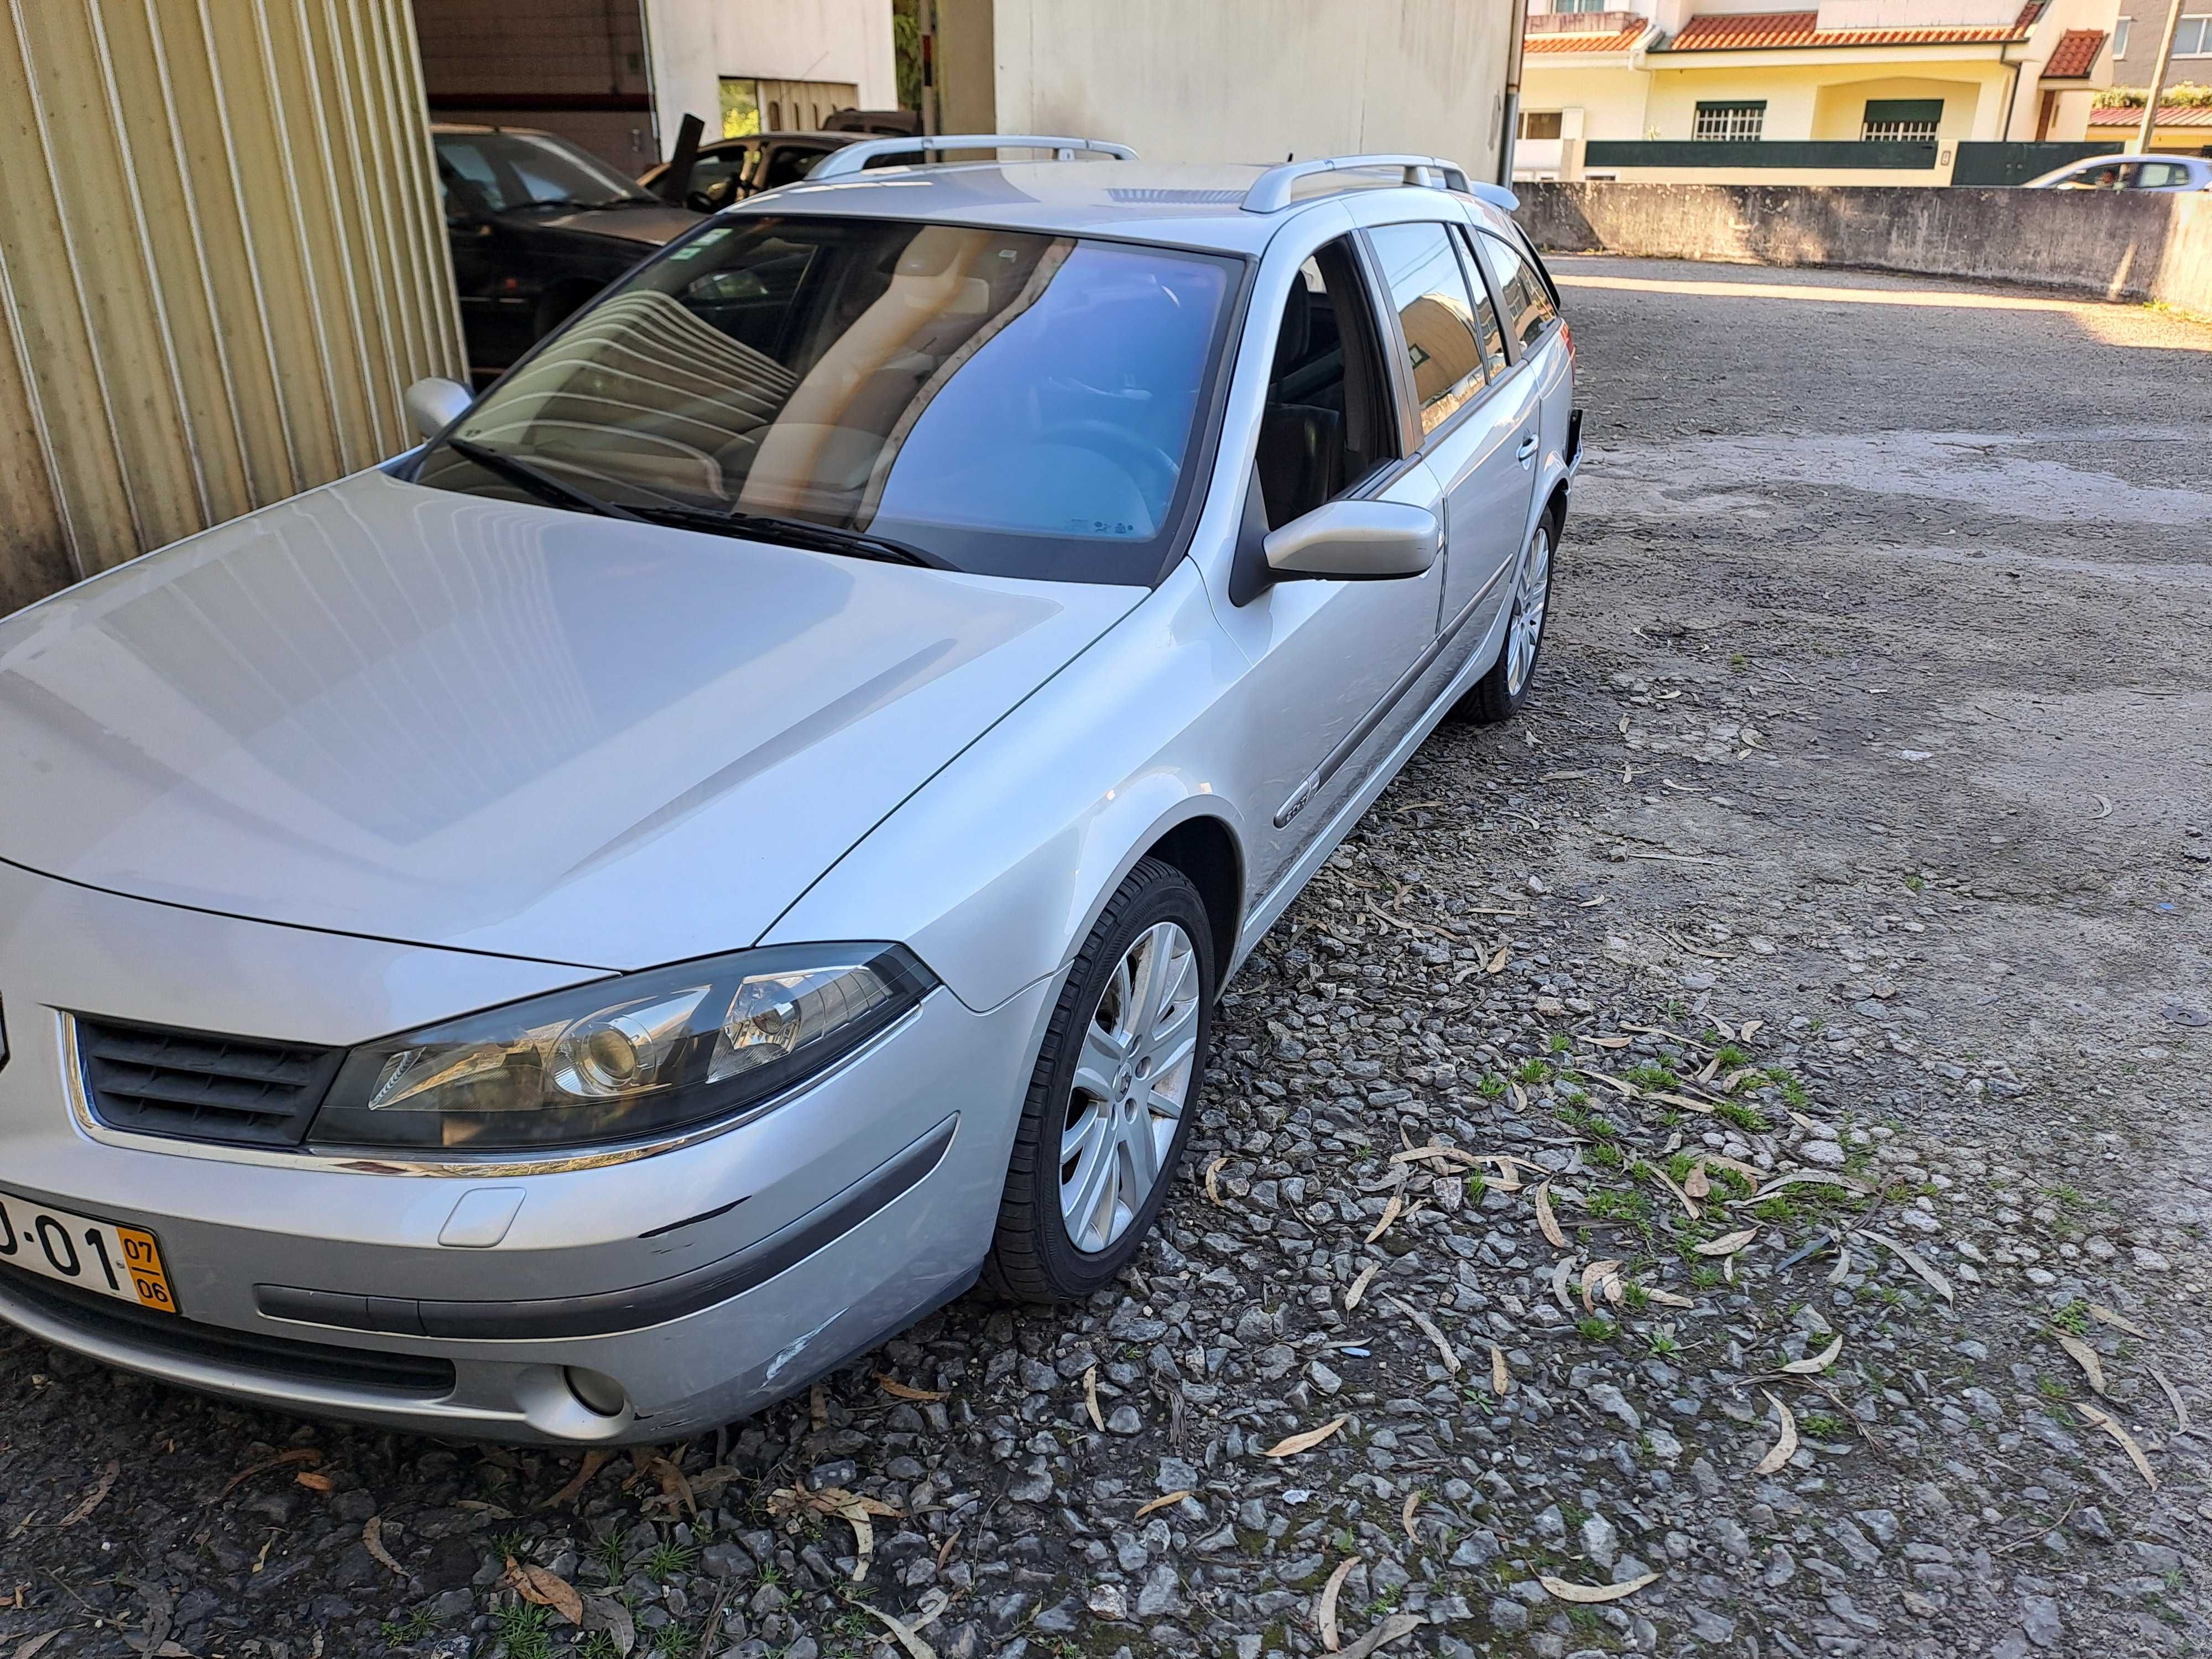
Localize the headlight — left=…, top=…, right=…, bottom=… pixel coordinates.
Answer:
left=310, top=946, right=933, bottom=1152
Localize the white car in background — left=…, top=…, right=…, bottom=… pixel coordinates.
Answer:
left=2022, top=152, right=2211, bottom=191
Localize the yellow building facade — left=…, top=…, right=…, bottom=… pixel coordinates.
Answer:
left=1519, top=1, right=2122, bottom=184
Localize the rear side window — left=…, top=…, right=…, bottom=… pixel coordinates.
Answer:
left=1366, top=221, right=1489, bottom=434
left=1453, top=228, right=1510, bottom=379
left=1480, top=231, right=1559, bottom=354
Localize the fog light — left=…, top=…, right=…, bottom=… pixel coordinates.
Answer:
left=565, top=1366, right=627, bottom=1417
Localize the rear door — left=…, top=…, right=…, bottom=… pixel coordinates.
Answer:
left=1363, top=217, right=1532, bottom=663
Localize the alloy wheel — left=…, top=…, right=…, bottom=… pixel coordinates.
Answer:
left=1059, top=920, right=1201, bottom=1254
left=1505, top=524, right=1553, bottom=697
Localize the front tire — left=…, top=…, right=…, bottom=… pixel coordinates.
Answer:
left=984, top=858, right=1214, bottom=1304
left=1454, top=517, right=1557, bottom=725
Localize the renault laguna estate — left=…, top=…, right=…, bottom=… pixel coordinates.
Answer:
left=0, top=137, right=1578, bottom=1442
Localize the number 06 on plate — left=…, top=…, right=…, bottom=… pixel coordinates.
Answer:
left=0, top=1192, right=178, bottom=1313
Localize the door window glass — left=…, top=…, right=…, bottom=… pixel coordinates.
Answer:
left=1253, top=239, right=1400, bottom=529
left=1480, top=232, right=1560, bottom=354
left=1366, top=222, right=1488, bottom=436
left=432, top=132, right=651, bottom=213
left=1453, top=228, right=1510, bottom=379
left=2135, top=161, right=2189, bottom=187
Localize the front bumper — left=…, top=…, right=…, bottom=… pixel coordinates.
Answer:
left=0, top=861, right=1048, bottom=1442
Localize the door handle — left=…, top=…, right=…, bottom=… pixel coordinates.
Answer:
left=1516, top=434, right=1538, bottom=466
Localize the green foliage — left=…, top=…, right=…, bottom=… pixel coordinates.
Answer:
left=1798, top=1411, right=1849, bottom=1440
left=489, top=1603, right=556, bottom=1659
left=1478, top=1072, right=1508, bottom=1098
left=1719, top=1099, right=1770, bottom=1133
left=1515, top=1057, right=1554, bottom=1086
left=1575, top=1316, right=1616, bottom=1342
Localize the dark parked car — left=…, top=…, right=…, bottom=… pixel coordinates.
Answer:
left=433, top=124, right=703, bottom=378
left=637, top=113, right=919, bottom=208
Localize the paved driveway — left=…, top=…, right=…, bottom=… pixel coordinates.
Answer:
left=2, top=259, right=2207, bottom=1659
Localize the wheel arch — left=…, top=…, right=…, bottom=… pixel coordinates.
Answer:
left=1140, top=813, right=1243, bottom=979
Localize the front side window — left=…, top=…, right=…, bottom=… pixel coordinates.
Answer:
left=1479, top=231, right=1561, bottom=354
left=1253, top=239, right=1399, bottom=529
left=1694, top=101, right=1766, bottom=141
left=1368, top=222, right=1489, bottom=435
left=434, top=132, right=653, bottom=214
left=415, top=216, right=1240, bottom=585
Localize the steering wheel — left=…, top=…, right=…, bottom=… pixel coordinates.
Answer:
left=1036, top=420, right=1181, bottom=509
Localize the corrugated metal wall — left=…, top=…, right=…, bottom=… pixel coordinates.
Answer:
left=0, top=0, right=466, bottom=617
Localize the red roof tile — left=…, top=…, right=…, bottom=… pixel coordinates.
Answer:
left=1660, top=7, right=2040, bottom=52
left=2042, top=28, right=2106, bottom=77
left=1524, top=24, right=1648, bottom=54
left=2088, top=102, right=2212, bottom=127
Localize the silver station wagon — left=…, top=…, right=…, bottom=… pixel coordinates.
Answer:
left=0, top=137, right=1578, bottom=1443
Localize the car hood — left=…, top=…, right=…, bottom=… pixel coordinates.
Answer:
left=0, top=469, right=1141, bottom=969
left=501, top=201, right=703, bottom=246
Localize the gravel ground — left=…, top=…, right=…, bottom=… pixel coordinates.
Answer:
left=3, top=257, right=2209, bottom=1659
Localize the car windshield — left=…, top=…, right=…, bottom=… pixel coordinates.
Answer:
left=436, top=131, right=655, bottom=211
left=413, top=215, right=1241, bottom=584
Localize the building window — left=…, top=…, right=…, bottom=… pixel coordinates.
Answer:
left=1521, top=111, right=1564, bottom=140
left=2176, top=13, right=2211, bottom=54
left=1554, top=0, right=1611, bottom=11
left=1693, top=101, right=1766, bottom=140
left=1863, top=98, right=1943, bottom=142
left=719, top=79, right=762, bottom=138
left=2114, top=16, right=2131, bottom=56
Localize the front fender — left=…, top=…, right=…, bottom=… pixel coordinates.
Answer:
left=761, top=561, right=1254, bottom=1014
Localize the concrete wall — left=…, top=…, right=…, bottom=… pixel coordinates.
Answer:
left=1515, top=180, right=2212, bottom=316
left=980, top=0, right=1516, bottom=174
left=0, top=0, right=465, bottom=617
left=646, top=0, right=896, bottom=155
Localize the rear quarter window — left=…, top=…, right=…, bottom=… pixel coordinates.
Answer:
left=1479, top=230, right=1559, bottom=354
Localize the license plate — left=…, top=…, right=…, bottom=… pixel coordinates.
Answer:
left=0, top=1192, right=178, bottom=1313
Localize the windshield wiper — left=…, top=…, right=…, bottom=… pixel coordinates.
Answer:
left=513, top=194, right=655, bottom=212
left=632, top=505, right=949, bottom=569
left=440, top=438, right=646, bottom=523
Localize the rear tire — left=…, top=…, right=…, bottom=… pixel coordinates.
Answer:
left=1454, top=516, right=1557, bottom=726
left=984, top=858, right=1214, bottom=1305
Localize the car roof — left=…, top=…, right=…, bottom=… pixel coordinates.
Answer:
left=728, top=160, right=1516, bottom=257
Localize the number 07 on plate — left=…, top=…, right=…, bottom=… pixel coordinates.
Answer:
left=0, top=1193, right=179, bottom=1313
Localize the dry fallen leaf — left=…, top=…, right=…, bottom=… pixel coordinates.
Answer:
left=295, top=1470, right=335, bottom=1493
left=1650, top=1164, right=1700, bottom=1218
left=13, top=1635, right=60, bottom=1659
left=1753, top=1390, right=1799, bottom=1475
left=582, top=1593, right=636, bottom=1656
left=1486, top=945, right=1509, bottom=974
left=1135, top=1490, right=1191, bottom=1520
left=643, top=1454, right=697, bottom=1518
left=1644, top=1285, right=1696, bottom=1308
left=1083, top=1365, right=1105, bottom=1432
left=1739, top=1019, right=1765, bottom=1042
left=1489, top=1342, right=1512, bottom=1398
left=1782, top=1334, right=1844, bottom=1375
left=2151, top=1369, right=2190, bottom=1436
left=1345, top=1262, right=1381, bottom=1309
left=1400, top=1492, right=1421, bottom=1539
left=1694, top=1227, right=1759, bottom=1257
left=1204, top=1154, right=1227, bottom=1204
left=545, top=1448, right=612, bottom=1510
left=2089, top=1303, right=2151, bottom=1340
left=504, top=1557, right=583, bottom=1624
left=876, top=1373, right=949, bottom=1404
left=220, top=1448, right=321, bottom=1500
left=1364, top=1190, right=1405, bottom=1245
left=1533, top=1183, right=1567, bottom=1249
left=1317, top=1555, right=1357, bottom=1651
left=860, top=1603, right=938, bottom=1659
left=59, top=1460, right=118, bottom=1527
left=810, top=1384, right=828, bottom=1430
left=2078, top=1402, right=2158, bottom=1490
left=1683, top=1161, right=1712, bottom=1200
left=2055, top=1333, right=2106, bottom=1396
left=1579, top=1259, right=1622, bottom=1314
left=1265, top=1416, right=1348, bottom=1458
left=363, top=1515, right=405, bottom=1577
left=1335, top=1613, right=1423, bottom=1659
left=1858, top=1229, right=1954, bottom=1303
left=770, top=1486, right=902, bottom=1579
left=1384, top=1294, right=1460, bottom=1373
left=1540, top=1571, right=1661, bottom=1604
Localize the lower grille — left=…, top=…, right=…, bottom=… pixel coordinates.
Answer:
left=0, top=1265, right=456, bottom=1396
left=75, top=1015, right=342, bottom=1147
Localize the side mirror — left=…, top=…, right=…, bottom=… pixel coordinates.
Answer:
left=1263, top=500, right=1439, bottom=582
left=405, top=377, right=473, bottom=442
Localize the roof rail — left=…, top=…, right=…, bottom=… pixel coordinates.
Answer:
left=1242, top=153, right=1489, bottom=213
left=811, top=134, right=1139, bottom=180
